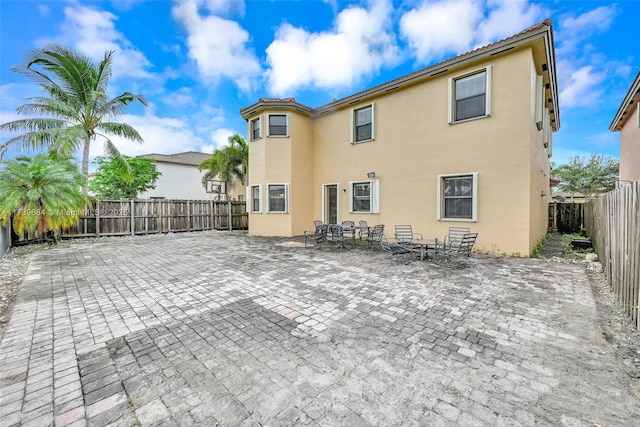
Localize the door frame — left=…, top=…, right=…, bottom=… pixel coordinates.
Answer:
left=322, top=183, right=341, bottom=224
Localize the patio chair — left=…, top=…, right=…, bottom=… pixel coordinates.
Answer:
left=433, top=232, right=478, bottom=267
left=341, top=220, right=357, bottom=243
left=394, top=224, right=423, bottom=254
left=380, top=234, right=412, bottom=264
left=358, top=220, right=370, bottom=240
left=443, top=227, right=471, bottom=250
left=327, top=224, right=350, bottom=250
left=304, top=223, right=328, bottom=248
left=366, top=224, right=385, bottom=250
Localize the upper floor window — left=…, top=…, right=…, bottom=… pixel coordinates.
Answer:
left=352, top=104, right=375, bottom=143
left=437, top=173, right=478, bottom=222
left=449, top=66, right=492, bottom=123
left=251, top=117, right=261, bottom=140
left=268, top=114, right=288, bottom=137
left=349, top=180, right=379, bottom=213
left=268, top=184, right=289, bottom=213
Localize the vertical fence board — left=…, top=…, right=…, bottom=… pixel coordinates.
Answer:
left=585, top=181, right=640, bottom=329
left=12, top=199, right=248, bottom=245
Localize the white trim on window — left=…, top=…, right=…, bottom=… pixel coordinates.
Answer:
left=267, top=114, right=289, bottom=137
left=250, top=116, right=262, bottom=141
left=248, top=184, right=262, bottom=213
left=266, top=183, right=289, bottom=213
left=350, top=103, right=375, bottom=144
left=436, top=172, right=478, bottom=222
left=448, top=66, right=492, bottom=124
left=348, top=180, right=379, bottom=214
left=637, top=101, right=640, bottom=128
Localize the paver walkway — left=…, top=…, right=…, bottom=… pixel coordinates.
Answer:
left=0, top=231, right=638, bottom=426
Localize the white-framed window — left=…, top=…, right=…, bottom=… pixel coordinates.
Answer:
left=448, top=66, right=492, bottom=123
left=351, top=103, right=375, bottom=143
left=437, top=173, right=478, bottom=221
left=267, top=114, right=289, bottom=137
left=246, top=185, right=261, bottom=213
left=348, top=180, right=379, bottom=214
left=250, top=116, right=261, bottom=140
left=267, top=183, right=289, bottom=213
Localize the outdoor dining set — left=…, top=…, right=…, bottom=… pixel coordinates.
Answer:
left=304, top=220, right=478, bottom=266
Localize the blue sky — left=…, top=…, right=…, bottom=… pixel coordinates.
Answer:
left=1, top=0, right=638, bottom=170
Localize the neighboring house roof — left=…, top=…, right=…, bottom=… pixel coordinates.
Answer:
left=241, top=19, right=560, bottom=131
left=137, top=151, right=211, bottom=166
left=609, top=70, right=640, bottom=131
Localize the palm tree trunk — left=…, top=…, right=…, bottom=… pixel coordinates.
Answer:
left=82, top=136, right=90, bottom=194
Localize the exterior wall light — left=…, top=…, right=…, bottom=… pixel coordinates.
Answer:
left=541, top=191, right=546, bottom=198
left=367, top=172, right=376, bottom=179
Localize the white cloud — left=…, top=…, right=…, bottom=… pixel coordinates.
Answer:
left=43, top=5, right=153, bottom=80
left=94, top=112, right=207, bottom=161
left=559, top=65, right=606, bottom=108
left=200, top=128, right=237, bottom=154
left=476, top=0, right=542, bottom=47
left=172, top=0, right=260, bottom=91
left=400, top=0, right=541, bottom=63
left=556, top=5, right=618, bottom=58
left=400, top=0, right=481, bottom=61
left=265, top=0, right=399, bottom=96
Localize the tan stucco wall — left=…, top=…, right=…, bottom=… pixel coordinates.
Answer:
left=247, top=111, right=314, bottom=236
left=619, top=102, right=640, bottom=183
left=246, top=46, right=552, bottom=255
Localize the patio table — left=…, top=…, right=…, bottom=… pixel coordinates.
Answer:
left=410, top=238, right=438, bottom=261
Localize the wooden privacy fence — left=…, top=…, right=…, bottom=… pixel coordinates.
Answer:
left=12, top=199, right=247, bottom=244
left=66, top=199, right=248, bottom=238
left=548, top=202, right=584, bottom=233
left=584, top=181, right=640, bottom=329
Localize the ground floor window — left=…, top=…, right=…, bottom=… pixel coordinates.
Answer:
left=349, top=180, right=379, bottom=213
left=268, top=184, right=289, bottom=213
left=437, top=173, right=478, bottom=221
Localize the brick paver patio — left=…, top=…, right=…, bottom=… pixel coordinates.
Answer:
left=0, top=231, right=638, bottom=426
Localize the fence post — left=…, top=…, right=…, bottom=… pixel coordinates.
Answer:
left=187, top=201, right=191, bottom=231
left=210, top=200, right=214, bottom=231
left=158, top=200, right=162, bottom=234
left=95, top=200, right=100, bottom=238
left=130, top=199, right=135, bottom=237
left=228, top=201, right=232, bottom=231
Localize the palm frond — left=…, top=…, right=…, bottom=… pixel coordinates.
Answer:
left=102, top=138, right=132, bottom=182
left=98, top=122, right=144, bottom=142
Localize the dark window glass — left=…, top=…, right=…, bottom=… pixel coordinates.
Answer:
left=455, top=71, right=486, bottom=121
left=353, top=182, right=371, bottom=212
left=443, top=176, right=473, bottom=219
left=268, top=184, right=286, bottom=212
left=251, top=118, right=261, bottom=140
left=355, top=106, right=372, bottom=142
left=269, top=115, right=287, bottom=136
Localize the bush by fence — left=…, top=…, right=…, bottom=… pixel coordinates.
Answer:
left=585, top=181, right=639, bottom=329
left=12, top=199, right=248, bottom=244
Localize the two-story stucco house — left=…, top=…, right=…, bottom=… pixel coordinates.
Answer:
left=610, top=71, right=640, bottom=185
left=138, top=151, right=243, bottom=201
left=241, top=19, right=560, bottom=256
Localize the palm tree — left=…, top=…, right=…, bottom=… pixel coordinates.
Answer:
left=199, top=133, right=249, bottom=193
left=0, top=45, right=147, bottom=192
left=0, top=153, right=90, bottom=235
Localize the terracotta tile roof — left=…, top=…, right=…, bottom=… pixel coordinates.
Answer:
left=240, top=98, right=313, bottom=117
left=137, top=151, right=211, bottom=166
left=240, top=19, right=559, bottom=129
left=317, top=19, right=555, bottom=112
